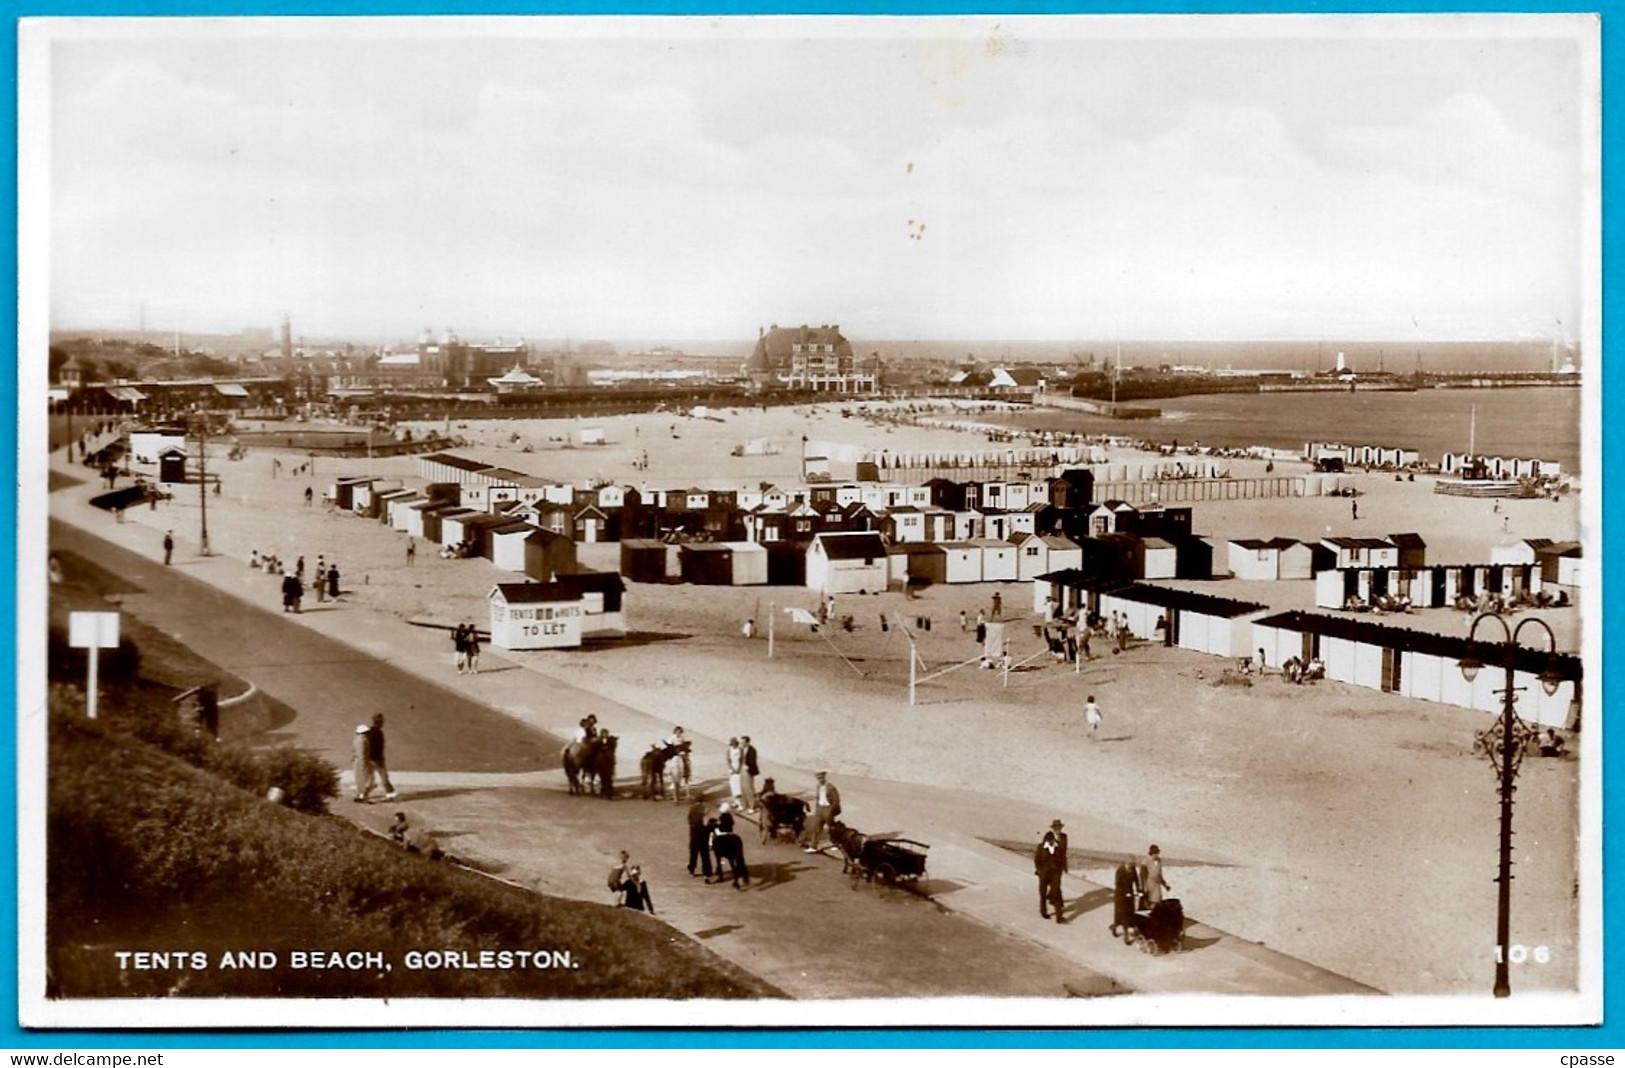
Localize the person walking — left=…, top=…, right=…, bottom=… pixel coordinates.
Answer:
left=607, top=850, right=633, bottom=903
left=800, top=771, right=841, bottom=854
left=406, top=537, right=416, bottom=566
left=162, top=530, right=174, bottom=566
left=740, top=735, right=759, bottom=814
left=686, top=795, right=713, bottom=879
left=1034, top=829, right=1066, bottom=923
left=1140, top=844, right=1171, bottom=906
left=1111, top=857, right=1142, bottom=938
left=619, top=865, right=655, bottom=913
left=991, top=591, right=1003, bottom=620
left=327, top=563, right=340, bottom=600
left=367, top=713, right=397, bottom=800
left=351, top=723, right=375, bottom=802
left=464, top=625, right=481, bottom=674
left=726, top=738, right=744, bottom=808
left=1084, top=694, right=1103, bottom=739
left=304, top=485, right=314, bottom=507
left=281, top=570, right=303, bottom=613
left=1049, top=819, right=1070, bottom=872
left=453, top=623, right=469, bottom=673
left=314, top=564, right=327, bottom=602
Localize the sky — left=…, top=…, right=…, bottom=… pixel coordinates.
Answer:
left=28, top=15, right=1597, bottom=345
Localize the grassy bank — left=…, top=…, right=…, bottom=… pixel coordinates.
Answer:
left=46, top=703, right=779, bottom=1000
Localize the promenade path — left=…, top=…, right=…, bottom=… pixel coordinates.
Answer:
left=42, top=451, right=1377, bottom=1009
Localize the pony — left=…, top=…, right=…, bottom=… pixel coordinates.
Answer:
left=661, top=741, right=693, bottom=803
left=640, top=743, right=680, bottom=800
left=563, top=733, right=618, bottom=798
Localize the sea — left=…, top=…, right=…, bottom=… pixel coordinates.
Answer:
left=1001, top=386, right=1585, bottom=476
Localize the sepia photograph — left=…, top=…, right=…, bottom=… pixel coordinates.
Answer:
left=16, top=13, right=1602, bottom=1031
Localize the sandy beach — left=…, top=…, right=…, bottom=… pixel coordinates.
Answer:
left=92, top=399, right=1585, bottom=995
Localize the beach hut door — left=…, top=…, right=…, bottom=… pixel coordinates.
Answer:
left=1301, top=633, right=1317, bottom=664
left=1381, top=647, right=1402, bottom=693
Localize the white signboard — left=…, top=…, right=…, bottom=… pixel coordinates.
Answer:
left=489, top=598, right=583, bottom=650
left=68, top=611, right=119, bottom=649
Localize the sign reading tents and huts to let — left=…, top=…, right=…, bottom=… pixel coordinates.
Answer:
left=488, top=584, right=584, bottom=650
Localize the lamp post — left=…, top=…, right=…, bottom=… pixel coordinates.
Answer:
left=1457, top=612, right=1562, bottom=998
left=193, top=412, right=211, bottom=556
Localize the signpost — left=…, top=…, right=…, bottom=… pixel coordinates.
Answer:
left=68, top=611, right=120, bottom=720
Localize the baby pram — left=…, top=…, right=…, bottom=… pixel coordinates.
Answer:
left=1128, top=898, right=1185, bottom=954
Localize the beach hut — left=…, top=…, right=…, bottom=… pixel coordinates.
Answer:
left=679, top=543, right=735, bottom=586
left=1138, top=537, right=1178, bottom=580
left=939, top=541, right=985, bottom=584
left=1251, top=610, right=1580, bottom=726
left=157, top=446, right=189, bottom=484
left=352, top=479, right=401, bottom=516
left=1172, top=536, right=1215, bottom=581
left=766, top=541, right=809, bottom=586
left=1535, top=542, right=1581, bottom=590
left=437, top=509, right=484, bottom=549
left=523, top=529, right=577, bottom=582
left=552, top=572, right=628, bottom=636
left=417, top=453, right=496, bottom=485
left=1098, top=585, right=1271, bottom=659
left=488, top=583, right=584, bottom=650
left=1388, top=533, right=1428, bottom=569
left=379, top=490, right=422, bottom=527
left=805, top=531, right=889, bottom=594
left=1047, top=469, right=1094, bottom=510
left=681, top=541, right=769, bottom=585
left=975, top=538, right=1019, bottom=582
left=883, top=506, right=928, bottom=544
left=887, top=543, right=945, bottom=586
left=620, top=539, right=672, bottom=584
left=1229, top=539, right=1286, bottom=581
left=1013, top=533, right=1077, bottom=581
left=489, top=522, right=539, bottom=572
left=1320, top=537, right=1400, bottom=570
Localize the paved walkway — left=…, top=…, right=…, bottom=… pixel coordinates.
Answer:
left=45, top=448, right=1377, bottom=1001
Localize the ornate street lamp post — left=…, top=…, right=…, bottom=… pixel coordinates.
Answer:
left=1457, top=612, right=1562, bottom=998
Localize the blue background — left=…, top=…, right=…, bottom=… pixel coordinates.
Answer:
left=4, top=0, right=1615, bottom=1050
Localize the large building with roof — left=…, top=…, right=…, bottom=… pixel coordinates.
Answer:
left=745, top=324, right=879, bottom=393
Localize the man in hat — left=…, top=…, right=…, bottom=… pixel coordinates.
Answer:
left=367, top=713, right=397, bottom=801
left=801, top=771, right=841, bottom=854
left=162, top=530, right=174, bottom=566
left=1034, top=830, right=1066, bottom=923
left=1049, top=819, right=1070, bottom=873
left=1140, top=844, right=1171, bottom=906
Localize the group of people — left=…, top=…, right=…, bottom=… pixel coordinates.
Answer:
left=350, top=713, right=396, bottom=803
left=260, top=550, right=339, bottom=612
left=452, top=622, right=482, bottom=674
left=1033, top=823, right=1173, bottom=939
